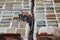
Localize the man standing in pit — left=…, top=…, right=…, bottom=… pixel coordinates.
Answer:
left=18, top=11, right=23, bottom=21
left=23, top=13, right=32, bottom=29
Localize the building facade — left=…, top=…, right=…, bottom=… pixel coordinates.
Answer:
left=34, top=0, right=60, bottom=40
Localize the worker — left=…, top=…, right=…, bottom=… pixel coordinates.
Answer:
left=18, top=11, right=23, bottom=21
left=22, top=12, right=28, bottom=21
left=23, top=13, right=32, bottom=29
left=28, top=15, right=32, bottom=29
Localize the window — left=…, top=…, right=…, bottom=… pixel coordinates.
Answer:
left=55, top=7, right=60, bottom=13
left=47, top=20, right=58, bottom=27
left=44, top=1, right=53, bottom=6
left=46, top=14, right=56, bottom=18
left=35, top=14, right=45, bottom=19
left=14, top=12, right=20, bottom=17
left=56, top=14, right=60, bottom=18
left=36, top=7, right=45, bottom=13
left=36, top=10, right=45, bottom=13
left=37, top=21, right=46, bottom=27
left=36, top=0, right=43, bottom=6
left=46, top=14, right=56, bottom=20
left=55, top=3, right=60, bottom=7
left=7, top=0, right=14, bottom=3
left=2, top=11, right=13, bottom=17
left=13, top=4, right=22, bottom=9
left=23, top=0, right=29, bottom=3
left=36, top=7, right=44, bottom=10
left=46, top=7, right=54, bottom=10
left=16, top=0, right=22, bottom=3
left=23, top=5, right=29, bottom=8
left=0, top=0, right=6, bottom=3
left=5, top=3, right=13, bottom=9
left=46, top=7, right=54, bottom=13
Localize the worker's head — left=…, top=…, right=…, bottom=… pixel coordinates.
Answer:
left=25, top=12, right=29, bottom=16
left=22, top=12, right=29, bottom=16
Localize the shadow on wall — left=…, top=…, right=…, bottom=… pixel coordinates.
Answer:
left=0, top=34, right=23, bottom=40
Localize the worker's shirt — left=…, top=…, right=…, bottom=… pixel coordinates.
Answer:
left=18, top=14, right=23, bottom=19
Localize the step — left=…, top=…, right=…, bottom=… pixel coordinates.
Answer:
left=1, top=18, right=12, bottom=22
left=11, top=20, right=18, bottom=28
left=16, top=29, right=25, bottom=36
left=19, top=21, right=27, bottom=28
left=0, top=27, right=7, bottom=33
left=6, top=28, right=15, bottom=33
